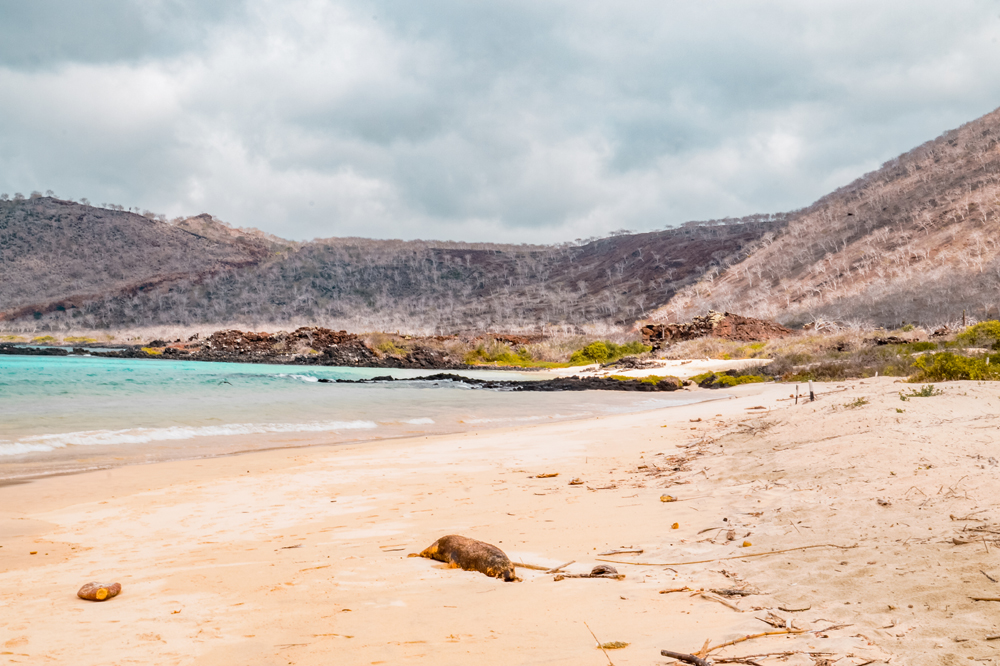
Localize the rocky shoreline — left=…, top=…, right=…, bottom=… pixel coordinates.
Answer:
left=0, top=342, right=688, bottom=392
left=325, top=373, right=686, bottom=392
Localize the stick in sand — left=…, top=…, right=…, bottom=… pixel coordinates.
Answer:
left=660, top=649, right=711, bottom=665
left=584, top=621, right=614, bottom=666
left=597, top=543, right=857, bottom=567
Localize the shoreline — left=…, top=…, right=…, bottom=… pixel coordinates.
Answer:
left=4, top=377, right=992, bottom=665
left=0, top=364, right=731, bottom=478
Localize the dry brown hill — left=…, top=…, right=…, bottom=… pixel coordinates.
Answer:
left=0, top=198, right=271, bottom=322
left=653, top=105, right=1000, bottom=328
left=0, top=196, right=782, bottom=331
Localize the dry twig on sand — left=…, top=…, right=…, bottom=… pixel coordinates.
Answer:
left=660, top=649, right=712, bottom=665
left=598, top=543, right=857, bottom=567
left=584, top=621, right=614, bottom=666
left=699, top=592, right=742, bottom=612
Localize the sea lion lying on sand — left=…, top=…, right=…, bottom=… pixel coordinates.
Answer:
left=410, top=535, right=518, bottom=581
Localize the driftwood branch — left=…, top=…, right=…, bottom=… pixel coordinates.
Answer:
left=700, top=593, right=742, bottom=612
left=707, top=628, right=806, bottom=652
left=660, top=649, right=712, bottom=665
left=584, top=622, right=614, bottom=666
left=515, top=562, right=555, bottom=571
left=545, top=560, right=575, bottom=574
left=554, top=572, right=624, bottom=581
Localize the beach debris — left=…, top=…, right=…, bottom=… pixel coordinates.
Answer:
left=710, top=588, right=754, bottom=597
left=410, top=535, right=516, bottom=581
left=877, top=498, right=891, bottom=506
left=726, top=529, right=736, bottom=541
left=741, top=541, right=752, bottom=547
left=77, top=582, right=122, bottom=602
left=672, top=522, right=680, bottom=529
left=554, top=565, right=624, bottom=581
left=569, top=478, right=584, bottom=485
left=758, top=611, right=791, bottom=629
left=597, top=548, right=643, bottom=556
left=599, top=641, right=629, bottom=649
left=660, top=649, right=712, bottom=665
left=584, top=621, right=616, bottom=666
left=659, top=586, right=692, bottom=594
left=544, top=560, right=575, bottom=574
left=534, top=472, right=559, bottom=478
left=660, top=494, right=677, bottom=502
left=700, top=592, right=742, bottom=612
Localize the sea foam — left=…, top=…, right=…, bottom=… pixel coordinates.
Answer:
left=0, top=420, right=378, bottom=456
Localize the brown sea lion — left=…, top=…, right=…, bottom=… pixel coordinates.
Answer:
left=77, top=582, right=122, bottom=601
left=410, top=535, right=517, bottom=581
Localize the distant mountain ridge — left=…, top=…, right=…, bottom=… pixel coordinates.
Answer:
left=6, top=104, right=1000, bottom=332
left=0, top=197, right=782, bottom=331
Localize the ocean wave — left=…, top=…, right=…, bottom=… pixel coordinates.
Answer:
left=0, top=420, right=378, bottom=456
left=0, top=441, right=60, bottom=456
left=403, top=418, right=435, bottom=425
left=277, top=373, right=321, bottom=383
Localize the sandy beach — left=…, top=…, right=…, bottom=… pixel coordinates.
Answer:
left=3, top=378, right=1000, bottom=665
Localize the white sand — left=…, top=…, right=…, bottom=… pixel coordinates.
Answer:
left=2, top=378, right=998, bottom=665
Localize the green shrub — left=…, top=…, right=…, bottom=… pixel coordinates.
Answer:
left=608, top=374, right=681, bottom=386
left=844, top=397, right=869, bottom=409
left=375, top=340, right=407, bottom=356
left=465, top=341, right=564, bottom=368
left=957, top=321, right=1000, bottom=349
left=900, top=384, right=943, bottom=399
left=568, top=340, right=651, bottom=365
left=31, top=335, right=57, bottom=344
left=911, top=352, right=1000, bottom=382
left=689, top=371, right=768, bottom=388
left=901, top=324, right=915, bottom=332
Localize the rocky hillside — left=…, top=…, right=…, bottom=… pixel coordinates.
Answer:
left=0, top=199, right=272, bottom=321
left=654, top=105, right=1000, bottom=328
left=0, top=197, right=783, bottom=332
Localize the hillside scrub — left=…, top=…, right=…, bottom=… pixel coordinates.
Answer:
left=689, top=371, right=769, bottom=388
left=955, top=321, right=1000, bottom=349
left=569, top=340, right=650, bottom=365
left=653, top=106, right=1000, bottom=328
left=1, top=197, right=784, bottom=331
left=910, top=352, right=1000, bottom=382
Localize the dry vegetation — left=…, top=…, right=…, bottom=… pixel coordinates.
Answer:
left=0, top=196, right=781, bottom=332
left=655, top=105, right=1000, bottom=327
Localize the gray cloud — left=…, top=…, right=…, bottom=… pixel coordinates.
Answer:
left=1, top=0, right=1000, bottom=242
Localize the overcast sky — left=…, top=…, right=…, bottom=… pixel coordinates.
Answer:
left=2, top=1, right=1000, bottom=243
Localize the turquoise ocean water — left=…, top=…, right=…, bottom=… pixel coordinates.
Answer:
left=0, top=354, right=719, bottom=480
